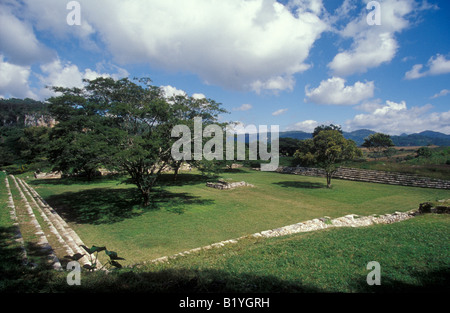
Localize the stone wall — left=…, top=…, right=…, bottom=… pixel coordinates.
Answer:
left=276, top=166, right=450, bottom=190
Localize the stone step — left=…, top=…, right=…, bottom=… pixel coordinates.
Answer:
left=15, top=178, right=75, bottom=259
left=9, top=175, right=62, bottom=270
left=279, top=167, right=450, bottom=189
left=18, top=178, right=103, bottom=270
left=4, top=175, right=28, bottom=266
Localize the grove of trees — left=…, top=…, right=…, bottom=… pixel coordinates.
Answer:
left=46, top=77, right=227, bottom=206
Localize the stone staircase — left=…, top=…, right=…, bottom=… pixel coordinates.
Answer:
left=277, top=166, right=450, bottom=189
left=3, top=173, right=100, bottom=270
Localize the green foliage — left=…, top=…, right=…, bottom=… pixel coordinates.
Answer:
left=312, top=124, right=342, bottom=138
left=46, top=77, right=227, bottom=205
left=279, top=137, right=302, bottom=156
left=70, top=245, right=125, bottom=271
left=294, top=130, right=362, bottom=187
left=416, top=146, right=433, bottom=158
left=362, top=132, right=395, bottom=159
left=0, top=98, right=49, bottom=127
left=293, top=139, right=315, bottom=167
left=0, top=98, right=52, bottom=170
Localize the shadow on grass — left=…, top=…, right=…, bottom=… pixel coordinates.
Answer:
left=273, top=181, right=326, bottom=189
left=8, top=263, right=450, bottom=293
left=0, top=227, right=57, bottom=292
left=29, top=174, right=128, bottom=187
left=2, top=223, right=449, bottom=293
left=348, top=268, right=450, bottom=293
left=43, top=187, right=215, bottom=225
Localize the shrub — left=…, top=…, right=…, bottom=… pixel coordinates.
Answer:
left=416, top=147, right=432, bottom=158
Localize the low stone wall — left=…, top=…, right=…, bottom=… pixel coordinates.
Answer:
left=276, top=166, right=450, bottom=189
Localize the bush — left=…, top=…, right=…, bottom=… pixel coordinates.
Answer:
left=416, top=147, right=432, bottom=158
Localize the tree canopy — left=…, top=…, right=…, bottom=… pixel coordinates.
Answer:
left=47, top=77, right=227, bottom=205
left=294, top=129, right=362, bottom=188
left=362, top=133, right=395, bottom=159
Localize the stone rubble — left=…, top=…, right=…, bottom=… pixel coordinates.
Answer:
left=206, top=180, right=254, bottom=190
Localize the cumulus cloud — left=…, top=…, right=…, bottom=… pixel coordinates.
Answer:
left=346, top=100, right=450, bottom=135
left=0, top=2, right=54, bottom=66
left=328, top=0, right=420, bottom=76
left=305, top=77, right=375, bottom=105
left=18, top=0, right=328, bottom=93
left=38, top=59, right=128, bottom=99
left=0, top=55, right=37, bottom=99
left=192, top=93, right=206, bottom=100
left=405, top=54, right=450, bottom=79
left=160, top=85, right=187, bottom=99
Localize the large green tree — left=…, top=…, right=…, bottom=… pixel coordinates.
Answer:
left=294, top=129, right=362, bottom=188
left=165, top=94, right=228, bottom=180
left=362, top=132, right=395, bottom=159
left=47, top=77, right=225, bottom=205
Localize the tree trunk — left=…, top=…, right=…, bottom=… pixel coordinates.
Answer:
left=141, top=189, right=151, bottom=207
left=173, top=166, right=180, bottom=181
left=173, top=161, right=182, bottom=181
left=326, top=172, right=332, bottom=188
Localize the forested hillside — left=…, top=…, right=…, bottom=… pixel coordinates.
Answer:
left=0, top=98, right=51, bottom=169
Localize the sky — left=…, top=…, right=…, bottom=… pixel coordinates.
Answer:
left=0, top=0, right=449, bottom=135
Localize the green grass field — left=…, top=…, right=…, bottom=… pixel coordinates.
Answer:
left=1, top=169, right=450, bottom=293
left=22, top=168, right=450, bottom=266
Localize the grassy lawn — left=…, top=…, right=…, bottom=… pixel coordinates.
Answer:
left=129, top=213, right=450, bottom=293
left=24, top=168, right=450, bottom=266
left=5, top=213, right=448, bottom=293
left=1, top=169, right=449, bottom=293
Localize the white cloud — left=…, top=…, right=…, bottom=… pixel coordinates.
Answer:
left=272, top=108, right=288, bottom=116
left=233, top=104, right=253, bottom=111
left=38, top=59, right=128, bottom=99
left=0, top=2, right=54, bottom=66
left=286, top=120, right=319, bottom=133
left=346, top=100, right=450, bottom=135
left=192, top=93, right=206, bottom=100
left=431, top=89, right=450, bottom=99
left=250, top=74, right=298, bottom=94
left=405, top=54, right=450, bottom=79
left=160, top=85, right=187, bottom=99
left=329, top=0, right=420, bottom=76
left=404, top=64, right=425, bottom=80
left=0, top=55, right=37, bottom=99
left=19, top=0, right=328, bottom=93
left=305, top=77, right=375, bottom=105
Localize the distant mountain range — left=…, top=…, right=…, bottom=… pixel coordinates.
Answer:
left=279, top=129, right=450, bottom=147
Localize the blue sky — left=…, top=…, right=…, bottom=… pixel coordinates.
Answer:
left=0, top=0, right=449, bottom=134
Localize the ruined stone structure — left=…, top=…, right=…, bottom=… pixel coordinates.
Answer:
left=276, top=166, right=450, bottom=189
